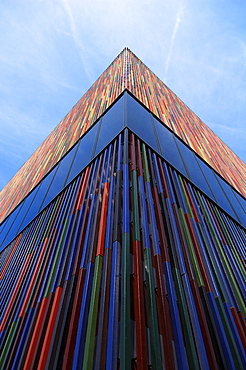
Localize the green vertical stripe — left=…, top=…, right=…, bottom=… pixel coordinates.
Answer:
left=178, top=175, right=194, bottom=218
left=178, top=208, right=204, bottom=287
left=83, top=256, right=103, bottom=369
left=142, top=143, right=150, bottom=182
left=44, top=219, right=69, bottom=297
left=0, top=320, right=18, bottom=368
left=144, top=247, right=163, bottom=369
left=213, top=207, right=245, bottom=276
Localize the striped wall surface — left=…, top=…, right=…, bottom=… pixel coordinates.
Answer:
left=1, top=48, right=245, bottom=223
left=125, top=50, right=246, bottom=197
left=2, top=91, right=245, bottom=253
left=1, top=132, right=245, bottom=369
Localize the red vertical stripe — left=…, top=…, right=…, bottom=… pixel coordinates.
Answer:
left=37, top=287, right=63, bottom=369
left=19, top=238, right=49, bottom=317
left=184, top=213, right=211, bottom=291
left=96, top=182, right=109, bottom=256
left=62, top=268, right=86, bottom=370
left=190, top=280, right=218, bottom=369
left=133, top=240, right=148, bottom=369
left=23, top=297, right=49, bottom=370
left=76, top=167, right=90, bottom=211
left=230, top=307, right=246, bottom=351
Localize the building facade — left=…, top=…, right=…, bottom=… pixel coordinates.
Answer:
left=0, top=49, right=245, bottom=369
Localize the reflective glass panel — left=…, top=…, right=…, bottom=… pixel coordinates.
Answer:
left=42, top=145, right=77, bottom=209
left=12, top=186, right=40, bottom=236
left=233, top=190, right=246, bottom=212
left=66, top=122, right=98, bottom=184
left=232, top=191, right=246, bottom=227
left=216, top=176, right=244, bottom=224
left=0, top=216, right=8, bottom=232
left=0, top=224, right=4, bottom=245
left=0, top=206, right=21, bottom=248
left=95, top=96, right=124, bottom=156
left=20, top=170, right=55, bottom=230
left=176, top=139, right=214, bottom=198
left=205, top=170, right=236, bottom=217
left=154, top=119, right=188, bottom=176
left=196, top=159, right=237, bottom=217
left=126, top=94, right=158, bottom=152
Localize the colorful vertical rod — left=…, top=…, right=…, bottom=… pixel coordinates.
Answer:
left=0, top=132, right=245, bottom=369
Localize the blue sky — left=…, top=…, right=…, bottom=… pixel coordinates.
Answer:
left=0, top=0, right=246, bottom=191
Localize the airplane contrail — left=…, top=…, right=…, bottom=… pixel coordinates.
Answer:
left=164, top=4, right=185, bottom=81
left=62, top=0, right=94, bottom=83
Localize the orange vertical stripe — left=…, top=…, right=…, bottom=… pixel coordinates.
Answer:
left=96, top=182, right=109, bottom=256
left=19, top=238, right=48, bottom=317
left=37, top=287, right=63, bottom=370
left=23, top=297, right=49, bottom=370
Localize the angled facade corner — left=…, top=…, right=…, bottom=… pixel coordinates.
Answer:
left=0, top=50, right=245, bottom=370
